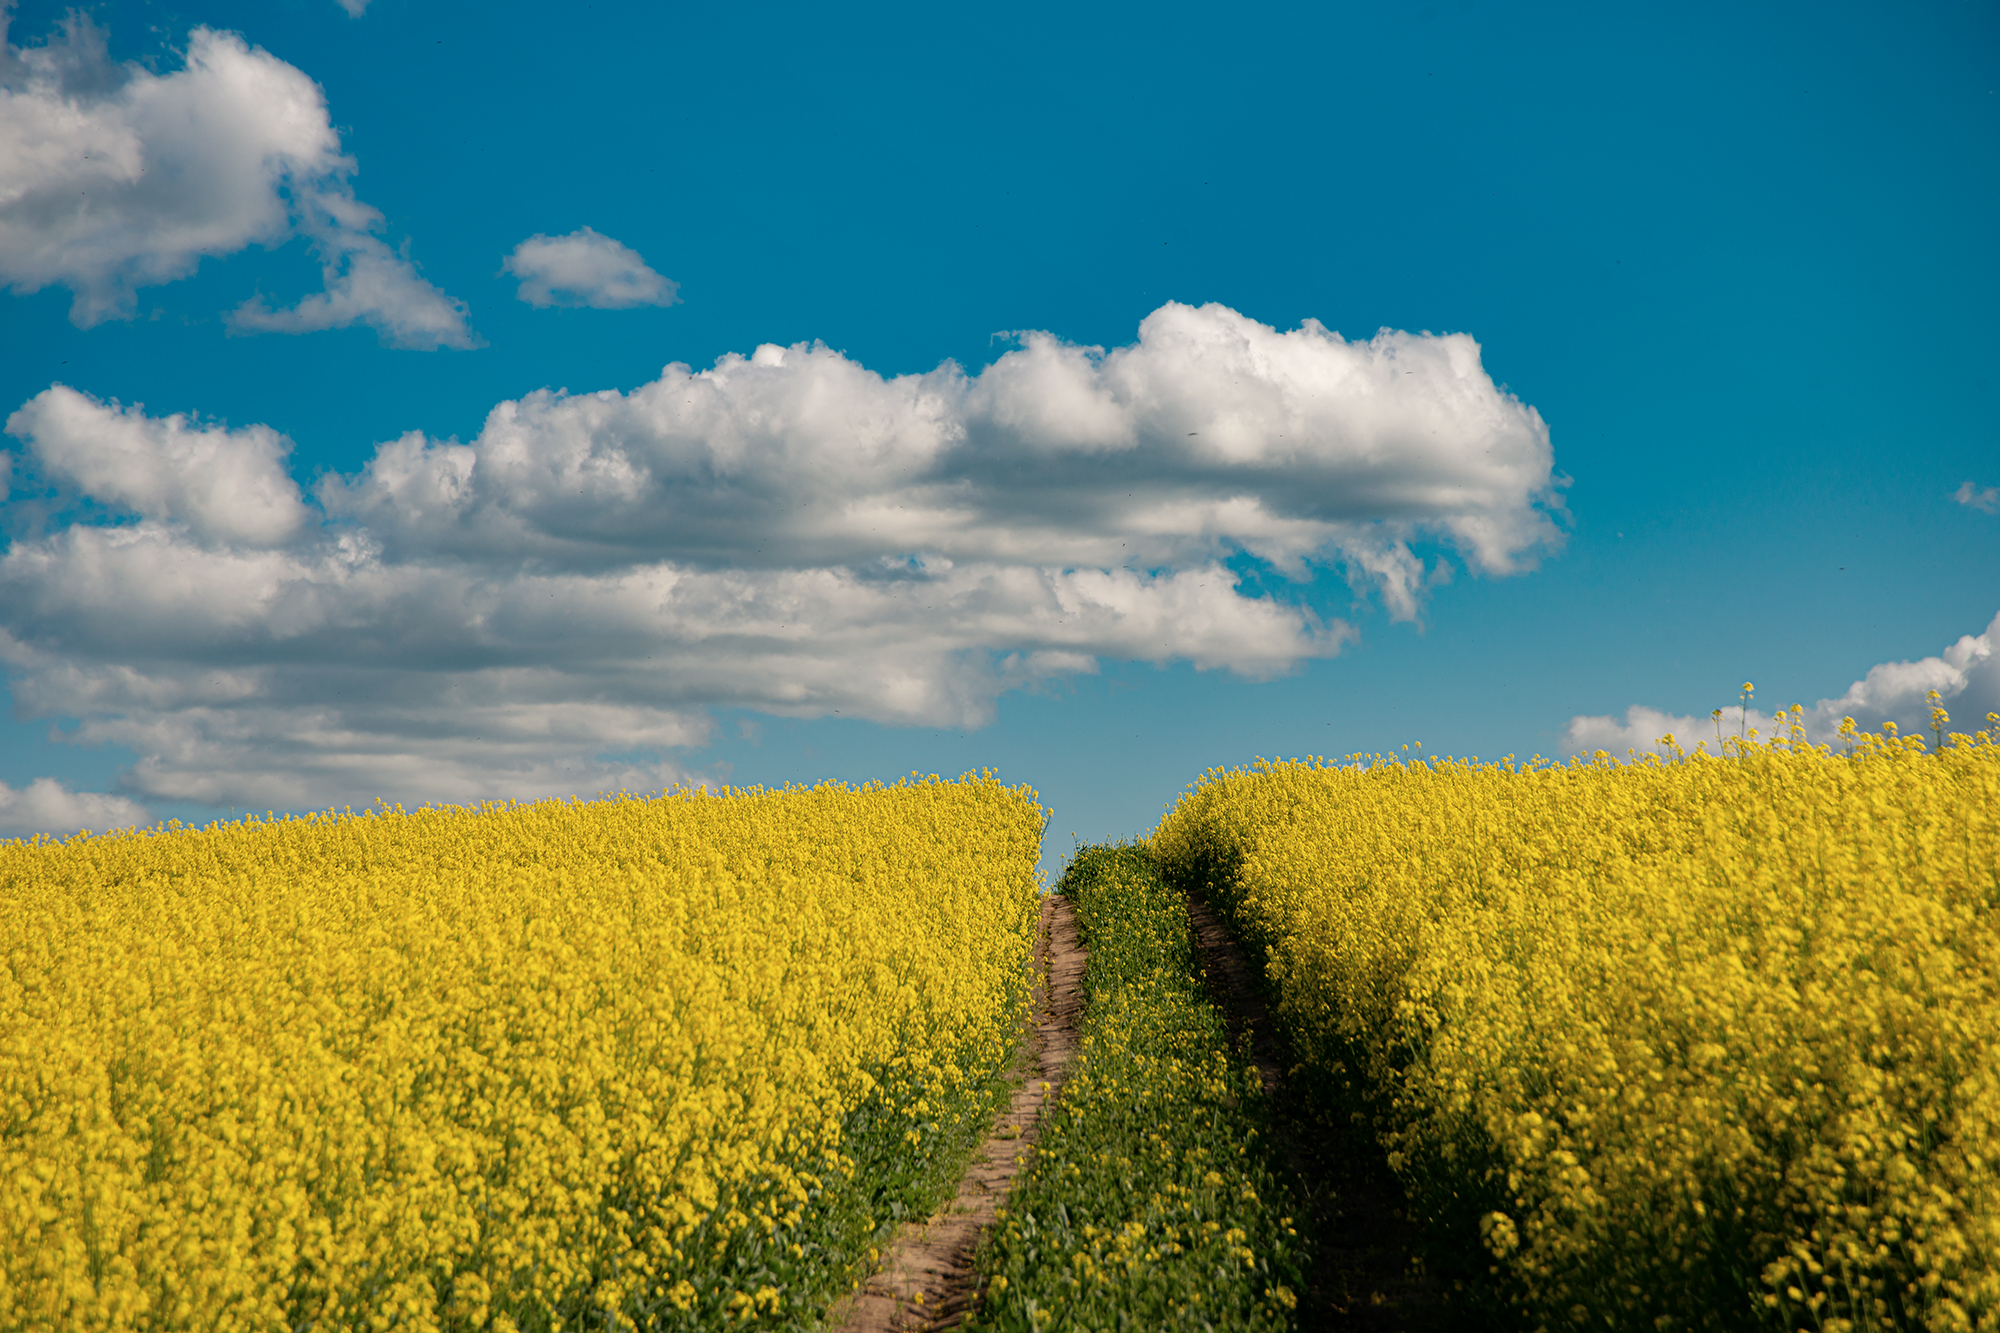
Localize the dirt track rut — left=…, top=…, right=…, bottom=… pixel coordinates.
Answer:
left=829, top=894, right=1086, bottom=1332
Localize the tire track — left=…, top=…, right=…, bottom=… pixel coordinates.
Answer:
left=1183, top=883, right=1477, bottom=1332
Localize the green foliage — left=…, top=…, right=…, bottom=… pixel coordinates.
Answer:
left=972, top=845, right=1304, bottom=1331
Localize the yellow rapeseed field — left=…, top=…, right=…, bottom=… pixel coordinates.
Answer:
left=1154, top=717, right=2000, bottom=1332
left=0, top=775, right=1044, bottom=1332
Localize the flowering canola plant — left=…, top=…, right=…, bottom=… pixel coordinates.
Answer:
left=1153, top=719, right=2000, bottom=1332
left=0, top=775, right=1043, bottom=1331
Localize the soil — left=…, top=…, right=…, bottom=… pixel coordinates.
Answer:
left=828, top=893, right=1087, bottom=1333
left=1182, top=883, right=1485, bottom=1333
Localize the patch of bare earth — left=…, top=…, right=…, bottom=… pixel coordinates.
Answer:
left=828, top=894, right=1086, bottom=1333
left=1183, top=884, right=1493, bottom=1332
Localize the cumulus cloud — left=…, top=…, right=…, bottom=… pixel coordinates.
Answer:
left=0, top=12, right=472, bottom=346
left=334, top=0, right=370, bottom=16
left=503, top=227, right=679, bottom=309
left=1955, top=481, right=2000, bottom=515
left=10, top=386, right=306, bottom=545
left=317, top=303, right=1562, bottom=611
left=1564, top=609, right=2000, bottom=757
left=0, top=301, right=1562, bottom=821
left=0, top=776, right=147, bottom=837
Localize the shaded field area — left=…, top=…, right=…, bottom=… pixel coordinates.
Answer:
left=1183, top=879, right=1488, bottom=1333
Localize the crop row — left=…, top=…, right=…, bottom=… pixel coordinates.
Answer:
left=1153, top=726, right=2000, bottom=1331
left=0, top=776, right=1044, bottom=1331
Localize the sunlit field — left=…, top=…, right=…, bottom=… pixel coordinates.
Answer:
left=7, top=717, right=1999, bottom=1332
left=1, top=776, right=1043, bottom=1331
left=1154, top=716, right=2000, bottom=1330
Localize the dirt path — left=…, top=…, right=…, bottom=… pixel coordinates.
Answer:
left=829, top=894, right=1086, bottom=1333
left=1183, top=885, right=1480, bottom=1332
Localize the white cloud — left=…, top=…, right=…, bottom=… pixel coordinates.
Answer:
left=0, top=13, right=471, bottom=346
left=1564, top=608, right=2000, bottom=757
left=9, top=386, right=306, bottom=545
left=231, top=230, right=477, bottom=349
left=0, top=302, right=1562, bottom=819
left=1955, top=481, right=2000, bottom=515
left=0, top=776, right=147, bottom=838
left=317, top=303, right=1562, bottom=597
left=1563, top=702, right=1784, bottom=759
left=334, top=0, right=370, bottom=16
left=502, top=227, right=679, bottom=309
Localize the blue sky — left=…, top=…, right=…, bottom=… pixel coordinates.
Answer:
left=2, top=0, right=1996, bottom=869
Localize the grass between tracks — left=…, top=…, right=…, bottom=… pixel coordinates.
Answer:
left=971, top=845, right=1305, bottom=1332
